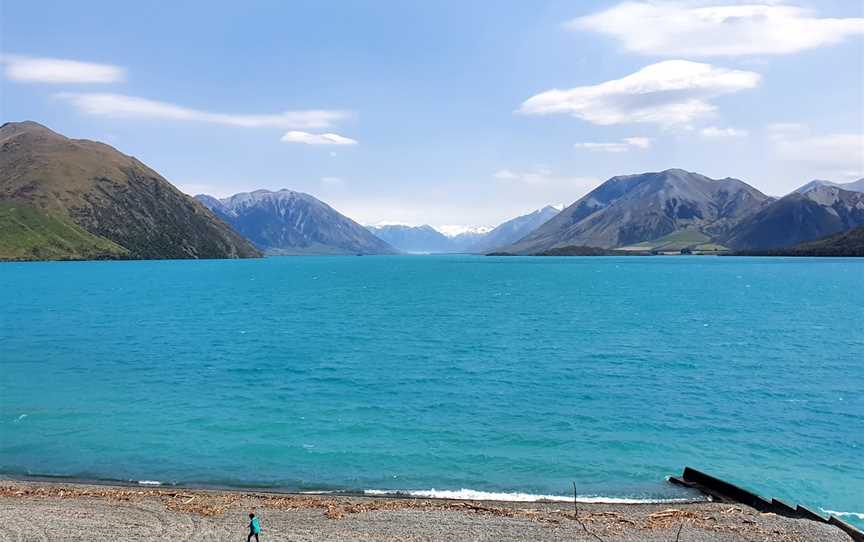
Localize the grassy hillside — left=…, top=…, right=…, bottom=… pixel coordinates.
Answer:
left=0, top=121, right=261, bottom=260
left=0, top=203, right=128, bottom=261
left=619, top=230, right=729, bottom=253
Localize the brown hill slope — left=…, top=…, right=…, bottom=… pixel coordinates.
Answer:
left=0, top=121, right=260, bottom=260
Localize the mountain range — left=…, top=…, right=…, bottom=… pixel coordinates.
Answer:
left=2, top=121, right=862, bottom=261
left=794, top=178, right=864, bottom=194
left=468, top=206, right=561, bottom=253
left=367, top=206, right=559, bottom=254
left=0, top=121, right=260, bottom=261
left=723, top=184, right=864, bottom=250
left=196, top=190, right=396, bottom=255
left=500, top=169, right=772, bottom=254
left=365, top=224, right=454, bottom=253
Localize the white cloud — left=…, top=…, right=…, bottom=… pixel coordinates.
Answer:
left=1, top=55, right=125, bottom=84
left=574, top=136, right=653, bottom=152
left=570, top=2, right=864, bottom=57
left=492, top=169, right=519, bottom=180
left=55, top=92, right=349, bottom=129
left=493, top=167, right=598, bottom=188
left=760, top=124, right=863, bottom=187
left=774, top=132, right=864, bottom=169
left=519, top=60, right=760, bottom=127
left=767, top=122, right=808, bottom=139
left=623, top=136, right=652, bottom=149
left=700, top=126, right=748, bottom=138
left=281, top=131, right=357, bottom=145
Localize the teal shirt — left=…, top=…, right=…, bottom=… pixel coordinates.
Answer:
left=251, top=517, right=261, bottom=533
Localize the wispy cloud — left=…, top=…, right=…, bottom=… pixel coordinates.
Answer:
left=773, top=130, right=864, bottom=171
left=700, top=126, right=748, bottom=138
left=570, top=2, right=864, bottom=57
left=767, top=122, right=808, bottom=139
left=55, top=92, right=349, bottom=129
left=1, top=54, right=126, bottom=84
left=574, top=136, right=652, bottom=152
left=493, top=167, right=598, bottom=188
left=519, top=60, right=760, bottom=127
left=281, top=131, right=357, bottom=145
left=763, top=123, right=863, bottom=181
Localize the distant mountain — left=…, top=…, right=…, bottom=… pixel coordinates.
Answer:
left=0, top=121, right=260, bottom=261
left=197, top=189, right=397, bottom=255
left=368, top=207, right=557, bottom=254
left=501, top=169, right=771, bottom=254
left=795, top=178, right=864, bottom=194
left=736, top=225, right=864, bottom=257
left=470, top=205, right=560, bottom=253
left=724, top=185, right=864, bottom=250
left=448, top=227, right=493, bottom=252
left=366, top=224, right=453, bottom=253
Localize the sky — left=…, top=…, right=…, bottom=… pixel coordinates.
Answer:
left=2, top=0, right=863, bottom=230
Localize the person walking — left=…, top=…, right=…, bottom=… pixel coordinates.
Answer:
left=247, top=512, right=262, bottom=542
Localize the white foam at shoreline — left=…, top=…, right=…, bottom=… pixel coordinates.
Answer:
left=821, top=509, right=864, bottom=520
left=363, top=488, right=700, bottom=504
left=137, top=480, right=162, bottom=486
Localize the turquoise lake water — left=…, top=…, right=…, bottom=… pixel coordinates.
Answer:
left=1, top=256, right=862, bottom=522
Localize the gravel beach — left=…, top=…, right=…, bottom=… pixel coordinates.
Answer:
left=0, top=480, right=851, bottom=541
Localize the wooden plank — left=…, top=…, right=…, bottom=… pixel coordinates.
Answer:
left=681, top=467, right=772, bottom=511
left=829, top=515, right=864, bottom=542
left=794, top=505, right=827, bottom=523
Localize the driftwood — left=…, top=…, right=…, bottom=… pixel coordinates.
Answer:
left=572, top=481, right=605, bottom=542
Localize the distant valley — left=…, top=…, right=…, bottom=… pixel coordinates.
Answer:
left=367, top=206, right=560, bottom=254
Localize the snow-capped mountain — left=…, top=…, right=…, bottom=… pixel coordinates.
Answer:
left=366, top=207, right=559, bottom=254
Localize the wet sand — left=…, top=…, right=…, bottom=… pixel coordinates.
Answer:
left=0, top=479, right=850, bottom=541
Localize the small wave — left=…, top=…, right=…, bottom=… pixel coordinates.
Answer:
left=363, top=488, right=699, bottom=504
left=821, top=509, right=864, bottom=520
left=137, top=480, right=162, bottom=486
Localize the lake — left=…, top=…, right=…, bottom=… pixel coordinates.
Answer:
left=1, top=255, right=862, bottom=524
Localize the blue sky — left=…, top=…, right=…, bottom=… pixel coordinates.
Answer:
left=2, top=0, right=863, bottom=228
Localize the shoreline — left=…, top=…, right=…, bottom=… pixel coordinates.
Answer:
left=0, top=478, right=851, bottom=541
left=0, top=472, right=706, bottom=505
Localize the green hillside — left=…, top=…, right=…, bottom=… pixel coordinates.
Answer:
left=0, top=203, right=128, bottom=261
left=0, top=121, right=261, bottom=260
left=619, top=230, right=729, bottom=253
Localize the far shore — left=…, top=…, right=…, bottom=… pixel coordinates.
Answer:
left=0, top=478, right=851, bottom=541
